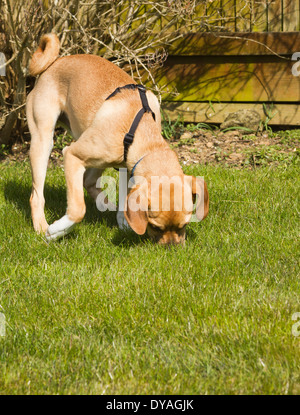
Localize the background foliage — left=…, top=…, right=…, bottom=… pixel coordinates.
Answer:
left=0, top=0, right=259, bottom=145
left=0, top=0, right=199, bottom=144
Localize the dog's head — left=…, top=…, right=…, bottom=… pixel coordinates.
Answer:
left=124, top=175, right=209, bottom=245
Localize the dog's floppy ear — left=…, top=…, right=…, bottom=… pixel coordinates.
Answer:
left=190, top=176, right=209, bottom=221
left=124, top=182, right=149, bottom=235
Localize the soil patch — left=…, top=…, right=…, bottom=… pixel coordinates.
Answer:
left=1, top=128, right=299, bottom=169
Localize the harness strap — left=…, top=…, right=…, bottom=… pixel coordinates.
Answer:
left=105, top=83, right=137, bottom=100
left=106, top=84, right=156, bottom=163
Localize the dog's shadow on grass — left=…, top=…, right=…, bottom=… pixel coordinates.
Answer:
left=4, top=180, right=32, bottom=221
left=3, top=180, right=145, bottom=246
left=111, top=229, right=147, bottom=247
left=4, top=179, right=116, bottom=226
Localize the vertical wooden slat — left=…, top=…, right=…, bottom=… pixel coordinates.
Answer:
left=220, top=0, right=225, bottom=28
left=194, top=1, right=208, bottom=31
left=282, top=0, right=300, bottom=31
left=221, top=0, right=236, bottom=31
left=150, top=2, right=162, bottom=33
left=161, top=2, right=179, bottom=34
left=205, top=0, right=223, bottom=31
left=267, top=0, right=282, bottom=31
left=252, top=0, right=268, bottom=32
left=128, top=2, right=144, bottom=31
left=235, top=0, right=252, bottom=31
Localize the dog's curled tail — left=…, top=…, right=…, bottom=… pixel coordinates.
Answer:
left=29, top=33, right=60, bottom=77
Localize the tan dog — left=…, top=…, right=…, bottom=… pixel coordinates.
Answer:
left=26, top=33, right=208, bottom=245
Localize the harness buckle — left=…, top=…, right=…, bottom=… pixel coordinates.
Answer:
left=124, top=132, right=134, bottom=145
left=137, top=84, right=146, bottom=93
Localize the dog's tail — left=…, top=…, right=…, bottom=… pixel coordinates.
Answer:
left=29, top=33, right=60, bottom=77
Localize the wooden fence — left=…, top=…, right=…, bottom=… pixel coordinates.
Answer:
left=157, top=0, right=300, bottom=126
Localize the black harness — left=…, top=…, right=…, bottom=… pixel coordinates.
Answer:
left=106, top=84, right=156, bottom=163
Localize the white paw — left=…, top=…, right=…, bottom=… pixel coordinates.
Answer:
left=116, top=210, right=131, bottom=230
left=45, top=215, right=76, bottom=241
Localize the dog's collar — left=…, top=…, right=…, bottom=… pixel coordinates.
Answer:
left=130, top=155, right=146, bottom=180
left=129, top=148, right=170, bottom=179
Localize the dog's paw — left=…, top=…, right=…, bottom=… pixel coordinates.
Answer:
left=45, top=215, right=76, bottom=241
left=116, top=210, right=131, bottom=230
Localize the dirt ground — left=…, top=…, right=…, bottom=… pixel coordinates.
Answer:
left=169, top=127, right=299, bottom=169
left=1, top=127, right=299, bottom=169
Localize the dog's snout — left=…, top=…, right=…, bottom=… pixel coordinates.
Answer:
left=156, top=230, right=185, bottom=246
left=163, top=239, right=185, bottom=248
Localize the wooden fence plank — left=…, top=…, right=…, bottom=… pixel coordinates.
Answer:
left=221, top=0, right=237, bottom=31
left=205, top=0, right=223, bottom=31
left=162, top=102, right=300, bottom=125
left=194, top=1, right=207, bottom=29
left=154, top=58, right=300, bottom=102
left=168, top=32, right=300, bottom=56
left=267, top=0, right=283, bottom=31
left=146, top=1, right=300, bottom=126
left=252, top=0, right=268, bottom=32
left=282, top=0, right=300, bottom=31
left=235, top=0, right=252, bottom=31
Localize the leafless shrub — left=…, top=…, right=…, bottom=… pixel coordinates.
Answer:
left=0, top=0, right=265, bottom=144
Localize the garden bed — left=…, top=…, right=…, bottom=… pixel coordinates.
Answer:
left=1, top=127, right=299, bottom=170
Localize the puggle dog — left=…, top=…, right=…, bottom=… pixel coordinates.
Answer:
left=26, top=33, right=209, bottom=245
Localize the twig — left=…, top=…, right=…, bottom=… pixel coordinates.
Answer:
left=215, top=34, right=290, bottom=61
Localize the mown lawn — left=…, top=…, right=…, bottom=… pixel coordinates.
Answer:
left=0, top=159, right=299, bottom=394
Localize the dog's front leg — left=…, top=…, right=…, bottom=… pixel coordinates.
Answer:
left=46, top=146, right=86, bottom=241
left=117, top=210, right=131, bottom=230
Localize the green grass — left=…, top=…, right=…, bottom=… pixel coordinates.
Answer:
left=0, top=160, right=299, bottom=394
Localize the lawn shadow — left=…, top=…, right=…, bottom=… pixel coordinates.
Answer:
left=111, top=228, right=147, bottom=247
left=112, top=226, right=197, bottom=248
left=3, top=180, right=117, bottom=228
left=4, top=180, right=32, bottom=221
left=84, top=198, right=117, bottom=228
left=185, top=226, right=197, bottom=242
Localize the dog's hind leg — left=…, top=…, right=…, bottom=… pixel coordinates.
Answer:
left=84, top=168, right=118, bottom=212
left=83, top=168, right=104, bottom=201
left=27, top=91, right=60, bottom=233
